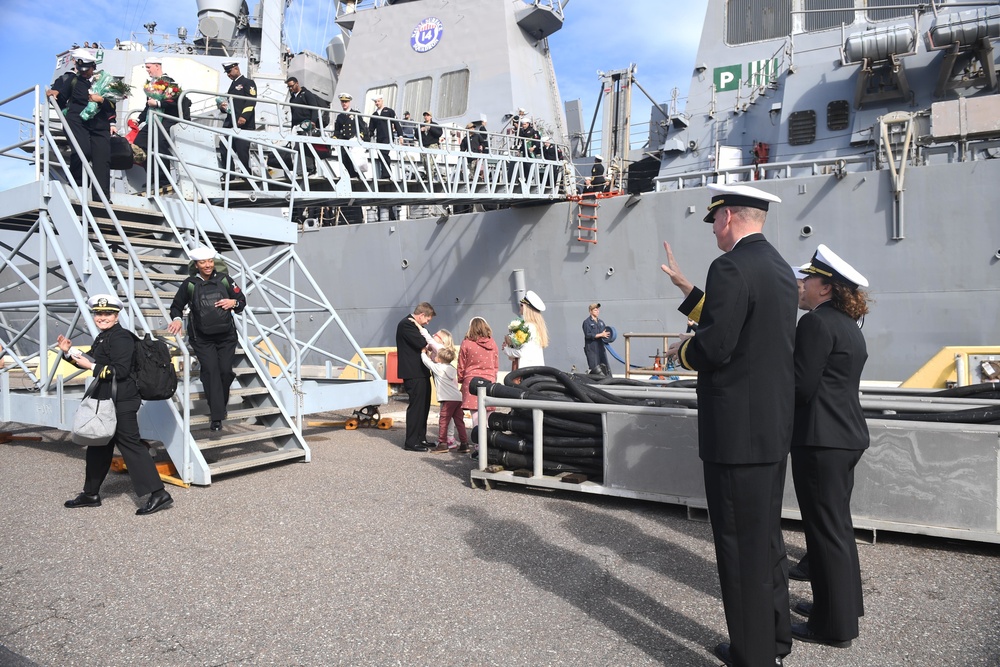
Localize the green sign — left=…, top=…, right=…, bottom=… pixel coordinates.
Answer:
left=714, top=65, right=742, bottom=92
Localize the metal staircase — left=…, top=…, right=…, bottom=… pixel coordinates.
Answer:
left=0, top=87, right=390, bottom=485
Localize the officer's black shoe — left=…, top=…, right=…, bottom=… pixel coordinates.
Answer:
left=210, top=420, right=223, bottom=431
left=714, top=643, right=784, bottom=666
left=65, top=492, right=101, bottom=508
left=136, top=489, right=173, bottom=516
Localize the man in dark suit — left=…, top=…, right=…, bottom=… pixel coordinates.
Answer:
left=220, top=61, right=256, bottom=175
left=285, top=76, right=325, bottom=130
left=663, top=183, right=797, bottom=667
left=790, top=244, right=871, bottom=650
left=396, top=302, right=436, bottom=452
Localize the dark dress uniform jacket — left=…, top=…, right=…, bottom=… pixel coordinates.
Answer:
left=792, top=302, right=869, bottom=450
left=224, top=75, right=256, bottom=130
left=289, top=87, right=325, bottom=127
left=88, top=323, right=139, bottom=402
left=371, top=107, right=401, bottom=144
left=677, top=233, right=798, bottom=464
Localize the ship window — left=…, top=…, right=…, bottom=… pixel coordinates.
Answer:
left=364, top=84, right=398, bottom=114
left=437, top=69, right=470, bottom=119
left=827, top=100, right=850, bottom=131
left=403, top=77, right=433, bottom=119
left=867, top=0, right=910, bottom=22
left=727, top=0, right=792, bottom=45
left=804, top=0, right=854, bottom=32
left=788, top=110, right=817, bottom=145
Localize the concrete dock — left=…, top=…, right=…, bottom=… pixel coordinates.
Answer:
left=0, top=401, right=997, bottom=666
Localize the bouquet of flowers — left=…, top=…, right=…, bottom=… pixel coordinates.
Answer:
left=79, top=70, right=120, bottom=121
left=507, top=318, right=531, bottom=349
left=144, top=77, right=181, bottom=105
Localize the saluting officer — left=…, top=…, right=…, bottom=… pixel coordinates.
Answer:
left=663, top=183, right=797, bottom=667
left=790, top=245, right=872, bottom=651
left=168, top=247, right=246, bottom=432
left=219, top=61, right=256, bottom=175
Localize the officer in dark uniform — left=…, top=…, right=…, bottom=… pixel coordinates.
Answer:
left=168, top=246, right=247, bottom=432
left=790, top=244, right=871, bottom=650
left=59, top=294, right=173, bottom=515
left=220, top=61, right=256, bottom=175
left=663, top=183, right=797, bottom=667
left=49, top=50, right=115, bottom=199
left=334, top=92, right=367, bottom=179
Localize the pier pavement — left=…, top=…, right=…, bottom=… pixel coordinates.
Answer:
left=0, top=400, right=997, bottom=666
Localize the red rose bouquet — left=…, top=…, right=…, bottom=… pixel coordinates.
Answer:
left=143, top=77, right=181, bottom=104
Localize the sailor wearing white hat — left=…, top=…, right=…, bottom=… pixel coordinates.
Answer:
left=790, top=244, right=872, bottom=649
left=58, top=291, right=173, bottom=515
left=661, top=179, right=797, bottom=667
left=168, top=248, right=246, bottom=431
left=702, top=182, right=782, bottom=223
left=800, top=243, right=869, bottom=288
left=505, top=290, right=549, bottom=370
left=86, top=293, right=124, bottom=312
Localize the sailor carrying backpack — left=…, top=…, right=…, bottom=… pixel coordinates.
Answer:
left=186, top=256, right=235, bottom=337
left=131, top=333, right=178, bottom=400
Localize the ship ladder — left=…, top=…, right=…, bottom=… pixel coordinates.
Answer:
left=574, top=193, right=600, bottom=244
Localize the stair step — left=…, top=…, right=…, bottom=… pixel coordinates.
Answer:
left=189, top=406, right=283, bottom=425
left=107, top=252, right=190, bottom=266
left=578, top=214, right=598, bottom=220
left=91, top=234, right=183, bottom=250
left=128, top=289, right=177, bottom=299
left=186, top=385, right=270, bottom=401
left=232, top=366, right=262, bottom=377
left=577, top=226, right=597, bottom=232
left=128, top=270, right=187, bottom=281
left=208, top=449, right=306, bottom=477
left=577, top=238, right=598, bottom=244
left=197, top=426, right=296, bottom=451
left=92, top=217, right=169, bottom=234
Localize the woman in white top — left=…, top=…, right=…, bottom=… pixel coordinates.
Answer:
left=504, top=289, right=549, bottom=369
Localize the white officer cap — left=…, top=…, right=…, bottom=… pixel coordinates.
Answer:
left=791, top=263, right=810, bottom=280
left=520, top=116, right=532, bottom=124
left=144, top=56, right=163, bottom=65
left=338, top=92, right=353, bottom=101
left=188, top=246, right=216, bottom=261
left=520, top=290, right=546, bottom=312
left=802, top=244, right=869, bottom=288
left=703, top=183, right=782, bottom=223
left=72, top=49, right=96, bottom=65
left=222, top=61, right=238, bottom=70
left=87, top=294, right=123, bottom=312
left=541, top=136, right=551, bottom=142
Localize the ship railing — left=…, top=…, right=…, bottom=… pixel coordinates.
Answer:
left=654, top=153, right=875, bottom=191
left=334, top=1, right=565, bottom=21
left=154, top=89, right=570, bottom=205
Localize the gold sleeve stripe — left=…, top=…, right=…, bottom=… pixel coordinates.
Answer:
left=240, top=106, right=255, bottom=114
left=688, top=294, right=705, bottom=323
left=679, top=339, right=692, bottom=370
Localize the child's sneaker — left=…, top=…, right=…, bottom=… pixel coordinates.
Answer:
left=456, top=442, right=470, bottom=453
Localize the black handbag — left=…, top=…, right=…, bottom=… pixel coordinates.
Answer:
left=109, top=135, right=133, bottom=171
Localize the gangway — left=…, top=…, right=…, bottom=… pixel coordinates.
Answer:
left=0, top=87, right=395, bottom=484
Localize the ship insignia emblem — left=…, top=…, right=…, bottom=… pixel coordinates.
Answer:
left=411, top=17, right=444, bottom=54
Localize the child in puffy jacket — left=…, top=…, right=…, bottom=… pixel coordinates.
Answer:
left=420, top=345, right=468, bottom=453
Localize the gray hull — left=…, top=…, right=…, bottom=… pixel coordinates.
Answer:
left=298, top=157, right=999, bottom=381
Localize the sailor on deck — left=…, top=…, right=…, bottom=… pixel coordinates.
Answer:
left=220, top=61, right=256, bottom=176
left=334, top=92, right=367, bottom=179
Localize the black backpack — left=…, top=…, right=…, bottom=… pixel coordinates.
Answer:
left=189, top=275, right=234, bottom=337
left=132, top=333, right=178, bottom=400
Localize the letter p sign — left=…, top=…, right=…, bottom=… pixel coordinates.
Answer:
left=714, top=65, right=742, bottom=93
